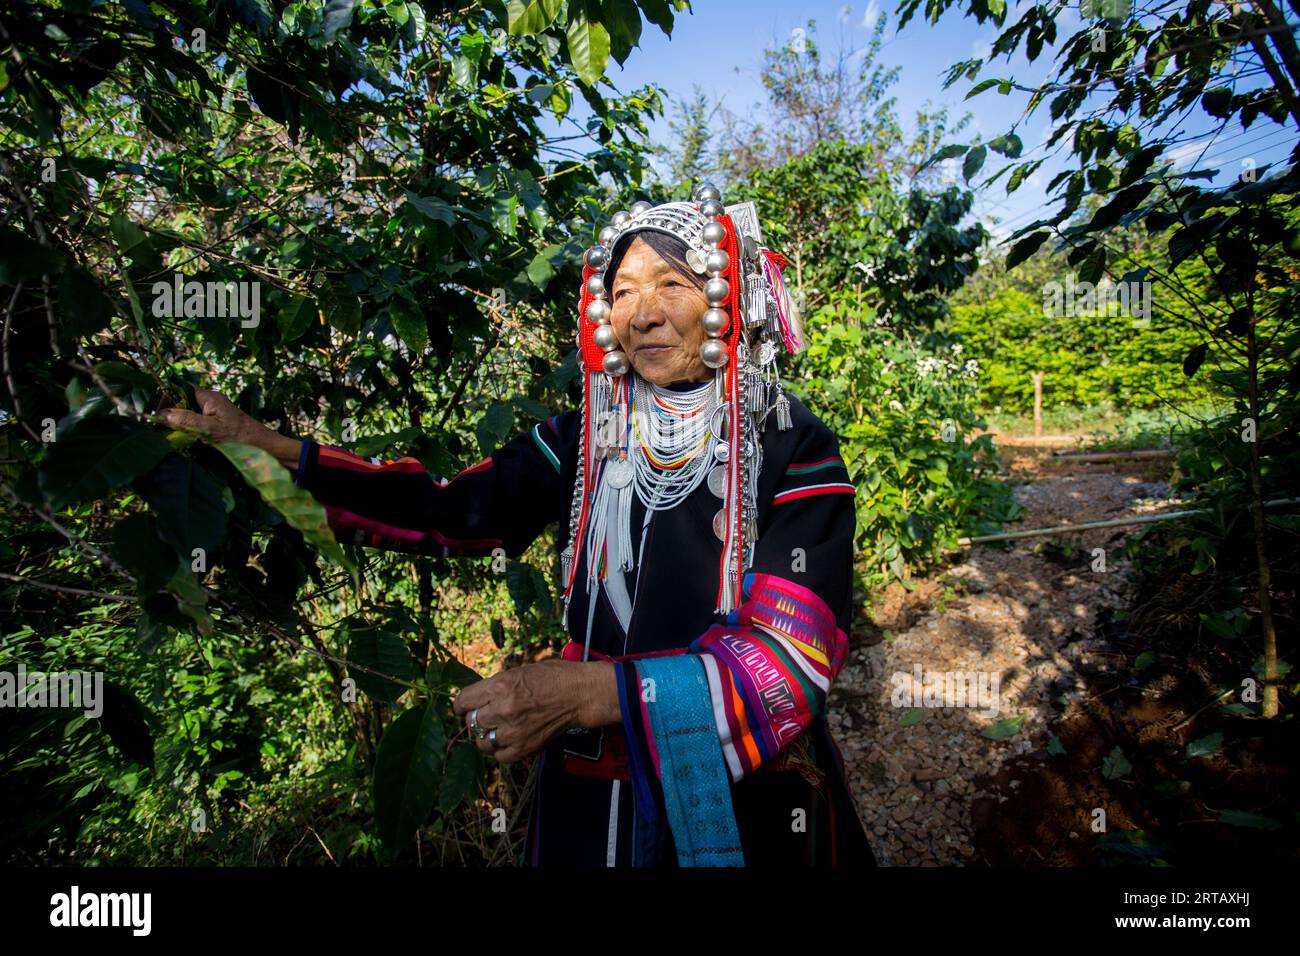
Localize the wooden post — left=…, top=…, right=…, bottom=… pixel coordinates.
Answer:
left=1031, top=371, right=1045, bottom=444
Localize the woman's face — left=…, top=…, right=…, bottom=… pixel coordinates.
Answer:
left=608, top=235, right=711, bottom=386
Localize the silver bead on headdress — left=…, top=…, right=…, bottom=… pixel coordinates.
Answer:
left=561, top=181, right=803, bottom=622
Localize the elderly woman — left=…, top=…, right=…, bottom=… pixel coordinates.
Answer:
left=162, top=184, right=875, bottom=867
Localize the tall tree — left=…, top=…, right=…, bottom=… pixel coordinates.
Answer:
left=717, top=13, right=971, bottom=185
left=654, top=84, right=720, bottom=186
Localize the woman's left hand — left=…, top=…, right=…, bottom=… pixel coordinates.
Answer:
left=452, top=660, right=596, bottom=763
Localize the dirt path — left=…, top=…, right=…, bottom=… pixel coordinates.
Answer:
left=829, top=436, right=1175, bottom=866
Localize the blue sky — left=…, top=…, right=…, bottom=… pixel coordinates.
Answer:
left=545, top=1, right=1297, bottom=250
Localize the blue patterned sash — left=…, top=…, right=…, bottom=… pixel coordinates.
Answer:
left=633, top=655, right=744, bottom=867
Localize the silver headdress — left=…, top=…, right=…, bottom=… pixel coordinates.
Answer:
left=561, top=181, right=803, bottom=620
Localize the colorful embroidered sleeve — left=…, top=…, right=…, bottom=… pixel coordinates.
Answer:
left=292, top=413, right=576, bottom=558
left=690, top=419, right=856, bottom=782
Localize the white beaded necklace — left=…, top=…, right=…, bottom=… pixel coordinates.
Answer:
left=630, top=376, right=719, bottom=510
left=585, top=375, right=720, bottom=586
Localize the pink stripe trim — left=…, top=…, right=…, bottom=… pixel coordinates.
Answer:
left=444, top=458, right=494, bottom=483
left=772, top=483, right=855, bottom=505
left=323, top=505, right=502, bottom=552
left=638, top=691, right=663, bottom=781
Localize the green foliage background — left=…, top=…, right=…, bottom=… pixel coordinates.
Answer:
left=3, top=0, right=1295, bottom=865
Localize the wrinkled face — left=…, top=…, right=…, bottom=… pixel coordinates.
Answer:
left=609, top=235, right=711, bottom=386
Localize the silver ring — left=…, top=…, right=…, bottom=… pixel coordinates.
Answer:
left=488, top=728, right=499, bottom=749
left=469, top=708, right=488, bottom=740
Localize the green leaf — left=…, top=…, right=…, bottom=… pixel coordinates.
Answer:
left=57, top=266, right=114, bottom=339
left=476, top=400, right=514, bottom=456
left=1182, top=342, right=1208, bottom=377
left=637, top=0, right=676, bottom=35
left=439, top=743, right=483, bottom=814
left=507, top=0, right=562, bottom=36
left=965, top=78, right=1005, bottom=99
left=390, top=293, right=428, bottom=353
left=526, top=243, right=561, bottom=287
left=276, top=294, right=316, bottom=344
left=1088, top=181, right=1157, bottom=231
left=426, top=655, right=482, bottom=694
left=506, top=560, right=552, bottom=619
left=1217, top=809, right=1280, bottom=830
left=513, top=396, right=551, bottom=420
left=1078, top=244, right=1106, bottom=285
left=1185, top=731, right=1223, bottom=759
left=132, top=453, right=227, bottom=560
left=919, top=143, right=968, bottom=172
left=987, top=133, right=1023, bottom=158
left=1101, top=745, right=1131, bottom=779
left=565, top=11, right=611, bottom=86
left=1006, top=162, right=1032, bottom=193
left=1134, top=650, right=1156, bottom=671
left=1005, top=230, right=1050, bottom=270
left=404, top=190, right=456, bottom=226
left=1116, top=123, right=1139, bottom=153
left=1046, top=735, right=1066, bottom=756
left=111, top=512, right=181, bottom=592
left=323, top=0, right=358, bottom=42
left=108, top=212, right=148, bottom=253
left=603, top=0, right=644, bottom=64
left=164, top=563, right=213, bottom=636
left=229, top=0, right=273, bottom=31
left=214, top=441, right=354, bottom=573
left=962, top=144, right=987, bottom=181
left=318, top=285, right=362, bottom=336
left=373, top=704, right=445, bottom=855
left=38, top=417, right=172, bottom=510
left=451, top=54, right=478, bottom=87
left=1200, top=86, right=1232, bottom=119
left=899, top=707, right=925, bottom=727
left=347, top=625, right=418, bottom=704
left=981, top=714, right=1024, bottom=740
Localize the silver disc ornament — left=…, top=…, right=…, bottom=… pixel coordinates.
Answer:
left=708, top=465, right=727, bottom=498
left=605, top=458, right=633, bottom=489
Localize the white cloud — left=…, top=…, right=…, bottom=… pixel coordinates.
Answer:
left=1167, top=138, right=1216, bottom=170
left=862, top=1, right=881, bottom=28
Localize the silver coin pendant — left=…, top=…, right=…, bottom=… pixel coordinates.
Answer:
left=708, top=465, right=727, bottom=498
left=606, top=458, right=633, bottom=489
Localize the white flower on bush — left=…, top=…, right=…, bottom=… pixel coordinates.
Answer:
left=916, top=356, right=944, bottom=378
left=888, top=399, right=905, bottom=413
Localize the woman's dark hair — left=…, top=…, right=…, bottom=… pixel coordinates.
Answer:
left=605, top=229, right=708, bottom=294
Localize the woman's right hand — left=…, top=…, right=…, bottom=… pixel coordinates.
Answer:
left=157, top=388, right=303, bottom=467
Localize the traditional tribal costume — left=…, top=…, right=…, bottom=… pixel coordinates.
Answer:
left=292, top=183, right=876, bottom=866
